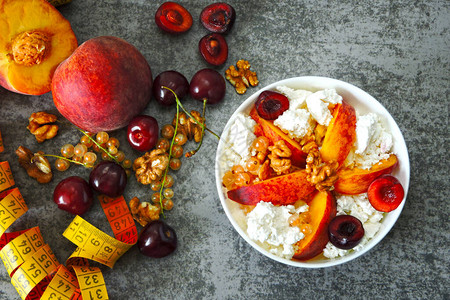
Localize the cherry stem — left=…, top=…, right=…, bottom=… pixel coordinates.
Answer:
left=78, top=129, right=119, bottom=163
left=158, top=90, right=182, bottom=217
left=40, top=153, right=89, bottom=167
left=161, top=86, right=220, bottom=140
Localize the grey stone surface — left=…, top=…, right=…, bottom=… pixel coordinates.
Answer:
left=0, top=0, right=448, bottom=299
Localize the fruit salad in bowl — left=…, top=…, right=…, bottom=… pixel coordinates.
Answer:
left=215, top=76, right=409, bottom=267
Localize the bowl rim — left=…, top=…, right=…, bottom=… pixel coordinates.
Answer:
left=214, top=76, right=410, bottom=268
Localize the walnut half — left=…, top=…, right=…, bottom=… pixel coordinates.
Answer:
left=27, top=111, right=58, bottom=143
left=16, top=146, right=52, bottom=183
left=129, top=197, right=160, bottom=227
left=225, top=60, right=259, bottom=94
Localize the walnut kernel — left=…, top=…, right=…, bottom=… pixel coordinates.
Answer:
left=133, top=149, right=169, bottom=185
left=268, top=140, right=292, bottom=175
left=225, top=60, right=259, bottom=94
left=129, top=197, right=160, bottom=227
left=16, top=146, right=52, bottom=183
left=27, top=111, right=58, bottom=143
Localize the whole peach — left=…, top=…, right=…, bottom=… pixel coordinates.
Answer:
left=52, top=36, right=152, bottom=132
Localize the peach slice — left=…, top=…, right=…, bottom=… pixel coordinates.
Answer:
left=0, top=0, right=77, bottom=95
left=320, top=101, right=356, bottom=166
left=250, top=108, right=307, bottom=167
left=334, top=154, right=398, bottom=195
left=226, top=170, right=316, bottom=206
left=293, top=190, right=337, bottom=261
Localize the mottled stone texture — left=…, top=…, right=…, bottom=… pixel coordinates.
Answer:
left=0, top=0, right=448, bottom=299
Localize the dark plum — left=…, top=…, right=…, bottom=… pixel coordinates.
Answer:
left=153, top=71, right=189, bottom=106
left=127, top=115, right=159, bottom=152
left=368, top=175, right=405, bottom=212
left=155, top=2, right=193, bottom=34
left=255, top=90, right=290, bottom=120
left=328, top=215, right=365, bottom=250
left=53, top=176, right=93, bottom=215
left=190, top=68, right=226, bottom=104
left=138, top=220, right=177, bottom=258
left=200, top=2, right=236, bottom=34
left=199, top=33, right=228, bottom=66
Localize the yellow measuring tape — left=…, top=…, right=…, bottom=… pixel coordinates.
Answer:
left=0, top=131, right=138, bottom=299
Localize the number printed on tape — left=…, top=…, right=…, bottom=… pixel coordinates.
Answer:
left=0, top=161, right=15, bottom=192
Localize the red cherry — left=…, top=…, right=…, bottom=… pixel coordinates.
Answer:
left=200, top=2, right=236, bottom=34
left=190, top=68, right=226, bottom=104
left=368, top=175, right=405, bottom=212
left=89, top=161, right=127, bottom=197
left=127, top=115, right=159, bottom=152
left=255, top=90, right=290, bottom=120
left=328, top=215, right=365, bottom=249
left=155, top=2, right=193, bottom=34
left=199, top=33, right=228, bottom=66
left=53, top=176, right=93, bottom=215
left=138, top=220, right=177, bottom=258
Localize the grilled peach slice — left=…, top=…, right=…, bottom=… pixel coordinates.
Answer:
left=293, top=190, right=337, bottom=261
left=227, top=170, right=315, bottom=206
left=320, top=101, right=356, bottom=166
left=334, top=154, right=398, bottom=195
left=250, top=108, right=307, bottom=167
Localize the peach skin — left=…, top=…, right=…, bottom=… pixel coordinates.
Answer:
left=293, top=190, right=337, bottom=261
left=334, top=154, right=398, bottom=195
left=320, top=101, right=356, bottom=166
left=227, top=169, right=316, bottom=206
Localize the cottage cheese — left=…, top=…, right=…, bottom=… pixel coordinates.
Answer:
left=220, top=113, right=256, bottom=171
left=276, top=85, right=312, bottom=110
left=355, top=113, right=378, bottom=154
left=246, top=202, right=308, bottom=259
left=346, top=113, right=394, bottom=169
left=273, top=87, right=343, bottom=138
left=306, top=93, right=332, bottom=126
left=274, top=109, right=314, bottom=140
left=323, top=194, right=384, bottom=259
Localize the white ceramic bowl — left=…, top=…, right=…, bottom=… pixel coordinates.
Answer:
left=215, top=76, right=410, bottom=268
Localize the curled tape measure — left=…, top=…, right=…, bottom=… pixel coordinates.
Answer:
left=0, top=133, right=139, bottom=299
left=0, top=161, right=15, bottom=191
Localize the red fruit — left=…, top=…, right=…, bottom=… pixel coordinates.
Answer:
left=53, top=176, right=93, bottom=215
left=153, top=70, right=189, bottom=106
left=255, top=90, right=290, bottom=120
left=199, top=33, right=228, bottom=66
left=227, top=170, right=315, bottom=206
left=190, top=68, right=226, bottom=104
left=89, top=161, right=127, bottom=197
left=200, top=2, right=236, bottom=34
left=328, top=215, right=364, bottom=250
left=138, top=220, right=177, bottom=258
left=52, top=36, right=152, bottom=133
left=155, top=2, right=193, bottom=34
left=368, top=175, right=405, bottom=212
left=127, top=115, right=159, bottom=152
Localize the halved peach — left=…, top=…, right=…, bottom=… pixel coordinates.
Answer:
left=227, top=169, right=316, bottom=206
left=250, top=108, right=307, bottom=167
left=334, top=154, right=398, bottom=195
left=0, top=0, right=77, bottom=95
left=293, top=190, right=337, bottom=261
left=320, top=101, right=356, bottom=166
